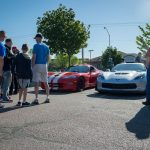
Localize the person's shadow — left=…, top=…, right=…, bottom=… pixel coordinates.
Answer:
left=126, top=106, right=150, bottom=139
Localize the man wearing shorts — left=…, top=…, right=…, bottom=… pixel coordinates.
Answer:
left=32, top=33, right=50, bottom=105
left=0, top=31, right=7, bottom=108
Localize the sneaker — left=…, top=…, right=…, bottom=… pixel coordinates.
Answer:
left=44, top=98, right=50, bottom=103
left=0, top=104, right=4, bottom=109
left=16, top=101, right=21, bottom=107
left=22, top=101, right=30, bottom=107
left=142, top=101, right=150, bottom=106
left=31, top=99, right=39, bottom=105
left=2, top=98, right=13, bottom=103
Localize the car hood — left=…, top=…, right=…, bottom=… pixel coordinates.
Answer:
left=103, top=71, right=146, bottom=80
left=48, top=72, right=79, bottom=80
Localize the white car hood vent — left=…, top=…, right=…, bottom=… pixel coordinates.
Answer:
left=115, top=73, right=129, bottom=75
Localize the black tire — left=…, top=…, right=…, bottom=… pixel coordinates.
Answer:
left=77, top=77, right=85, bottom=92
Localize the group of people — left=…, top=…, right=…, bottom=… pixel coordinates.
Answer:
left=0, top=31, right=50, bottom=108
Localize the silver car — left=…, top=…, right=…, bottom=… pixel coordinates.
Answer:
left=96, top=63, right=146, bottom=93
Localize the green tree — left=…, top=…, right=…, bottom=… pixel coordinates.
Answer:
left=136, top=24, right=150, bottom=55
left=28, top=49, right=33, bottom=57
left=101, top=47, right=122, bottom=70
left=54, top=54, right=68, bottom=69
left=53, top=54, right=80, bottom=69
left=37, top=4, right=90, bottom=67
left=70, top=55, right=81, bottom=66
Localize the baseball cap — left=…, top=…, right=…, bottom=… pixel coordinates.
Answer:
left=5, top=38, right=12, bottom=43
left=34, top=33, right=43, bottom=39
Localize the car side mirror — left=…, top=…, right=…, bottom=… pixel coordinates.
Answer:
left=106, top=69, right=110, bottom=72
left=90, top=68, right=95, bottom=73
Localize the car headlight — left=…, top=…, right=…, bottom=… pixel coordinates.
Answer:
left=63, top=76, right=77, bottom=79
left=98, top=75, right=105, bottom=80
left=134, top=74, right=145, bottom=80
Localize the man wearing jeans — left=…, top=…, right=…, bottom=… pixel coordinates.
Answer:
left=143, top=47, right=150, bottom=105
left=1, top=38, right=14, bottom=102
left=0, top=31, right=6, bottom=108
left=32, top=33, right=50, bottom=105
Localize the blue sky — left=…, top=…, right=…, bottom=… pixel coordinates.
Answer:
left=0, top=0, right=150, bottom=59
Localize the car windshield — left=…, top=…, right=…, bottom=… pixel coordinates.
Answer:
left=67, top=66, right=90, bottom=73
left=111, top=63, right=146, bottom=72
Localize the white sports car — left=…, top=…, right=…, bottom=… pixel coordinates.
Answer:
left=96, top=63, right=147, bottom=93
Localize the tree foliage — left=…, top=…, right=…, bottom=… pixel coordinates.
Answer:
left=136, top=24, right=150, bottom=55
left=53, top=54, right=80, bottom=69
left=37, top=4, right=90, bottom=66
left=101, top=47, right=122, bottom=69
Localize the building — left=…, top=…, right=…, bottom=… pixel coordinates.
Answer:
left=123, top=54, right=137, bottom=63
left=84, top=56, right=101, bottom=69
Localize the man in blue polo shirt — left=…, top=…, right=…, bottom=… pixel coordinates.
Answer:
left=0, top=31, right=6, bottom=108
left=32, top=33, right=50, bottom=105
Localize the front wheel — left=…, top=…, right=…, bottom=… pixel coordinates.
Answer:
left=76, top=77, right=85, bottom=92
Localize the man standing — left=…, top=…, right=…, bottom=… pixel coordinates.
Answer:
left=9, top=46, right=19, bottom=95
left=143, top=47, right=150, bottom=105
left=32, top=33, right=50, bottom=105
left=0, top=31, right=6, bottom=108
left=2, top=39, right=14, bottom=102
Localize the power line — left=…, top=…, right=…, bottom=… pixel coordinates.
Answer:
left=8, top=21, right=149, bottom=39
left=11, top=34, right=35, bottom=39
left=88, top=22, right=148, bottom=27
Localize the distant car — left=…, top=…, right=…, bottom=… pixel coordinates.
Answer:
left=42, top=64, right=101, bottom=91
left=96, top=63, right=146, bottom=93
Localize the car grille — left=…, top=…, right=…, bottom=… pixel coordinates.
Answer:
left=49, top=83, right=63, bottom=88
left=102, top=83, right=137, bottom=89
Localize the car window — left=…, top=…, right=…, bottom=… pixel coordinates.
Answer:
left=68, top=66, right=90, bottom=73
left=111, top=64, right=146, bottom=72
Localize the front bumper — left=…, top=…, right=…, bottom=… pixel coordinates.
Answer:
left=96, top=78, right=146, bottom=93
left=49, top=80, right=77, bottom=91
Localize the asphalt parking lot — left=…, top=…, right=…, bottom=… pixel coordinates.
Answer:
left=0, top=88, right=149, bottom=150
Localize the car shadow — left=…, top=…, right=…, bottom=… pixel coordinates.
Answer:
left=87, top=92, right=145, bottom=100
left=28, top=89, right=73, bottom=95
left=126, top=106, right=150, bottom=139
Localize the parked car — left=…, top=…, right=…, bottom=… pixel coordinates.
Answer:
left=41, top=64, right=101, bottom=91
left=96, top=63, right=146, bottom=93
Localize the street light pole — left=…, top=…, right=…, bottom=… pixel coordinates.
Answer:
left=104, top=27, right=110, bottom=47
left=82, top=48, right=84, bottom=64
left=89, top=50, right=94, bottom=64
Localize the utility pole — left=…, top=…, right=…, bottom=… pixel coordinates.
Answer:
left=104, top=27, right=111, bottom=47
left=89, top=50, right=94, bottom=64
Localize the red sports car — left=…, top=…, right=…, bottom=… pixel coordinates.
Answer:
left=41, top=64, right=101, bottom=91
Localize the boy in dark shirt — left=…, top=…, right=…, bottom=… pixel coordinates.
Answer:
left=15, top=44, right=32, bottom=106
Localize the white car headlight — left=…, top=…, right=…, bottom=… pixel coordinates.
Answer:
left=63, top=76, right=77, bottom=79
left=134, top=74, right=145, bottom=80
left=98, top=74, right=105, bottom=80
